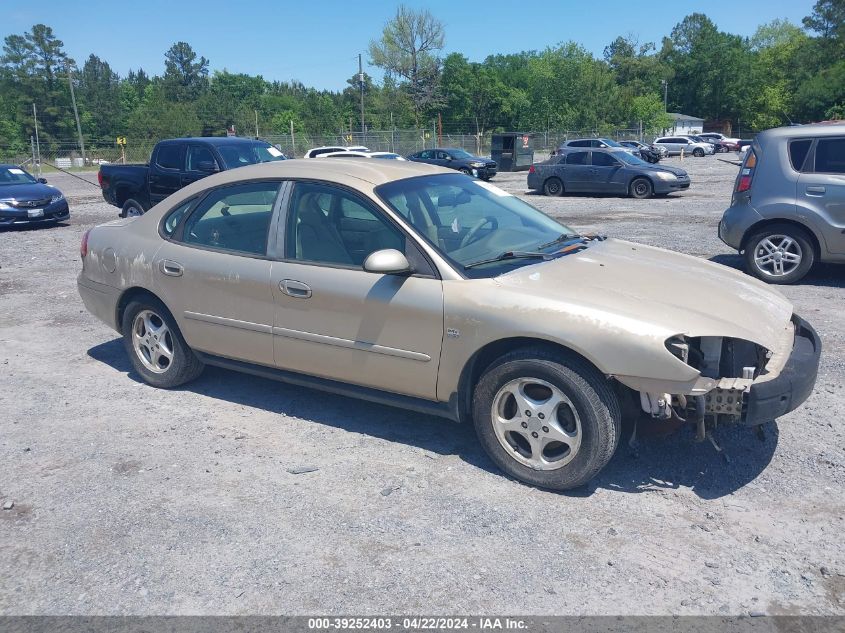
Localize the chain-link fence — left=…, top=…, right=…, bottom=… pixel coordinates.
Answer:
left=0, top=127, right=663, bottom=171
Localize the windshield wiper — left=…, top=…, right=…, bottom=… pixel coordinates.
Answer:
left=464, top=251, right=550, bottom=270
left=537, top=232, right=584, bottom=250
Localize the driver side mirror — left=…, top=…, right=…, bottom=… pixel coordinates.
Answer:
left=363, top=249, right=412, bottom=275
left=38, top=177, right=47, bottom=184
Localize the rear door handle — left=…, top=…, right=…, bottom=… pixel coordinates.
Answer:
left=280, top=279, right=312, bottom=298
left=806, top=186, right=826, bottom=195
left=159, top=260, right=183, bottom=277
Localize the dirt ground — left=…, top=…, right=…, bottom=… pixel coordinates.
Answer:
left=1, top=157, right=843, bottom=616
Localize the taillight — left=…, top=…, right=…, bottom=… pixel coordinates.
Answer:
left=97, top=170, right=103, bottom=188
left=736, top=150, right=756, bottom=193
left=528, top=165, right=535, bottom=174
left=80, top=229, right=91, bottom=258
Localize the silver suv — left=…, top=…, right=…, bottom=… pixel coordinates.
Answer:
left=719, top=123, right=845, bottom=283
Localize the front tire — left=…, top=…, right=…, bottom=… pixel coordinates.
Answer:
left=693, top=148, right=705, bottom=157
left=120, top=198, right=146, bottom=218
left=543, top=177, right=564, bottom=197
left=121, top=297, right=204, bottom=388
left=472, top=349, right=621, bottom=491
left=744, top=224, right=815, bottom=284
left=459, top=167, right=472, bottom=176
left=629, top=177, right=653, bottom=199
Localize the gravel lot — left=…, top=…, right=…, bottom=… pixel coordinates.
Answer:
left=1, top=157, right=843, bottom=616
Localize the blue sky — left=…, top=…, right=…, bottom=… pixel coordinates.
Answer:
left=3, top=0, right=815, bottom=91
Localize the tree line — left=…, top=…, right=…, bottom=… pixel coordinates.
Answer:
left=0, top=0, right=842, bottom=153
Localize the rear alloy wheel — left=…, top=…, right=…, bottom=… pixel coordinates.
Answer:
left=121, top=198, right=145, bottom=218
left=122, top=298, right=204, bottom=388
left=693, top=147, right=705, bottom=157
left=543, top=177, right=564, bottom=197
left=472, top=350, right=621, bottom=491
left=744, top=224, right=815, bottom=284
left=629, top=177, right=653, bottom=199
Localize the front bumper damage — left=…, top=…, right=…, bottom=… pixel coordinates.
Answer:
left=633, top=315, right=820, bottom=426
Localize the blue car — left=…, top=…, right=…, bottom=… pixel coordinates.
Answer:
left=0, top=164, right=69, bottom=227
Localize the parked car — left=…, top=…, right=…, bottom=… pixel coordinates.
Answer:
left=719, top=122, right=845, bottom=284
left=406, top=148, right=497, bottom=180
left=98, top=137, right=286, bottom=217
left=0, top=164, right=69, bottom=227
left=558, top=138, right=636, bottom=155
left=527, top=148, right=689, bottom=198
left=682, top=134, right=731, bottom=154
left=653, top=136, right=713, bottom=157
left=304, top=146, right=370, bottom=158
left=619, top=140, right=663, bottom=163
left=77, top=159, right=820, bottom=490
left=699, top=132, right=741, bottom=146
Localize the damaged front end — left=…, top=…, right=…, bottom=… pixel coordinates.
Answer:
left=633, top=315, right=821, bottom=437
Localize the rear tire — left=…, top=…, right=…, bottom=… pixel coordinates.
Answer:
left=629, top=177, right=653, bottom=199
left=543, top=177, right=564, bottom=197
left=121, top=297, right=204, bottom=388
left=744, top=224, right=815, bottom=284
left=120, top=198, right=146, bottom=218
left=472, top=348, right=621, bottom=491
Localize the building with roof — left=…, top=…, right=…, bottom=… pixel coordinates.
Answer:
left=667, top=113, right=705, bottom=135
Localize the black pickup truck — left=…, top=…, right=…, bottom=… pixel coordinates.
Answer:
left=98, top=137, right=286, bottom=217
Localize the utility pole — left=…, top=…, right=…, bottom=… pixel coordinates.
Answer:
left=290, top=119, right=296, bottom=158
left=661, top=79, right=668, bottom=112
left=358, top=53, right=365, bottom=135
left=437, top=112, right=443, bottom=147
left=254, top=109, right=259, bottom=138
left=67, top=61, right=86, bottom=166
left=32, top=104, right=41, bottom=178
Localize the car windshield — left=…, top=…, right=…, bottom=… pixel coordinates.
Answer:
left=373, top=153, right=402, bottom=160
left=600, top=139, right=623, bottom=147
left=448, top=149, right=474, bottom=160
left=0, top=166, right=37, bottom=185
left=616, top=152, right=651, bottom=166
left=376, top=173, right=578, bottom=278
left=214, top=143, right=285, bottom=168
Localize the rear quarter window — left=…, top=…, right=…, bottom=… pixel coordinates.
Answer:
left=788, top=139, right=812, bottom=172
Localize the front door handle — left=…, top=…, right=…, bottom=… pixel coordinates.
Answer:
left=806, top=186, right=826, bottom=195
left=159, top=260, right=183, bottom=277
left=280, top=279, right=312, bottom=298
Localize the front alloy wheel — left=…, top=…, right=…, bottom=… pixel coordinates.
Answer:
left=491, top=378, right=582, bottom=470
left=472, top=350, right=621, bottom=491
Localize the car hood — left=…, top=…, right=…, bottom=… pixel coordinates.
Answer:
left=494, top=238, right=792, bottom=350
left=0, top=182, right=60, bottom=201
left=641, top=163, right=688, bottom=177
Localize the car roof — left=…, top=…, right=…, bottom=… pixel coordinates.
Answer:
left=157, top=137, right=269, bottom=145
left=178, top=156, right=447, bottom=189
left=758, top=122, right=845, bottom=142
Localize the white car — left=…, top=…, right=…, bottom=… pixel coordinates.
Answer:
left=304, top=146, right=370, bottom=158
left=653, top=136, right=713, bottom=157
left=318, top=151, right=407, bottom=160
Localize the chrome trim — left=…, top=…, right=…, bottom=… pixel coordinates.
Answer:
left=184, top=311, right=273, bottom=334
left=271, top=326, right=431, bottom=362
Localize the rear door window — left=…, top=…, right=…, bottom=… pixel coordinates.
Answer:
left=566, top=152, right=589, bottom=165
left=814, top=138, right=845, bottom=174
